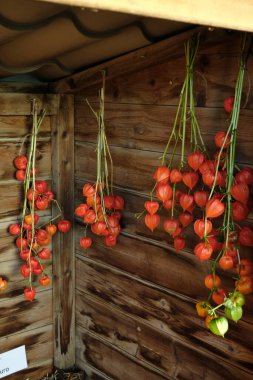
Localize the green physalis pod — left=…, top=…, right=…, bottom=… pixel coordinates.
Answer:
left=209, top=317, right=229, bottom=337
left=225, top=305, right=243, bottom=323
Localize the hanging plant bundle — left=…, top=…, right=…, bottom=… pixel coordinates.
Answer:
left=195, top=34, right=253, bottom=336
left=76, top=74, right=124, bottom=249
left=8, top=99, right=71, bottom=301
left=141, top=34, right=208, bottom=252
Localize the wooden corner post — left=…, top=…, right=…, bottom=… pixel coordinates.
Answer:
left=51, top=94, right=75, bottom=368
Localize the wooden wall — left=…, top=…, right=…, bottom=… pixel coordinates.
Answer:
left=0, top=94, right=58, bottom=379
left=74, top=28, right=253, bottom=379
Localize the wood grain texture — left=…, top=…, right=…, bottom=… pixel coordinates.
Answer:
left=51, top=94, right=75, bottom=368
left=0, top=93, right=58, bottom=115
left=0, top=115, right=51, bottom=138
left=74, top=223, right=253, bottom=322
left=53, top=28, right=248, bottom=97
left=75, top=102, right=253, bottom=162
left=76, top=325, right=169, bottom=380
left=0, top=182, right=51, bottom=221
left=0, top=140, right=51, bottom=182
left=75, top=256, right=253, bottom=373
left=0, top=215, right=52, bottom=263
left=0, top=324, right=53, bottom=380
left=75, top=141, right=253, bottom=196
left=0, top=259, right=52, bottom=301
left=76, top=291, right=253, bottom=379
left=77, top=362, right=111, bottom=380
left=0, top=289, right=52, bottom=337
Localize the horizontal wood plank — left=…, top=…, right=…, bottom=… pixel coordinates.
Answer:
left=0, top=259, right=52, bottom=301
left=76, top=290, right=253, bottom=379
left=75, top=102, right=253, bottom=163
left=0, top=324, right=53, bottom=380
left=0, top=182, right=52, bottom=221
left=75, top=256, right=253, bottom=372
left=0, top=290, right=52, bottom=337
left=75, top=141, right=253, bottom=194
left=0, top=115, right=50, bottom=139
left=76, top=325, right=169, bottom=380
left=54, top=28, right=251, bottom=99
left=0, top=93, right=58, bottom=115
left=0, top=140, right=51, bottom=182
left=76, top=362, right=111, bottom=380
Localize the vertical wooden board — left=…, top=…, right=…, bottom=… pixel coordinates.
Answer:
left=51, top=94, right=75, bottom=368
left=0, top=325, right=53, bottom=380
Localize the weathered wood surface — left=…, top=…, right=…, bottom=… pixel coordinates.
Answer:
left=52, top=94, right=75, bottom=368
left=76, top=361, right=111, bottom=380
left=0, top=95, right=55, bottom=380
left=0, top=325, right=53, bottom=380
left=75, top=142, right=253, bottom=195
left=54, top=28, right=252, bottom=98
left=0, top=93, right=59, bottom=115
left=0, top=259, right=52, bottom=301
left=75, top=102, right=253, bottom=162
left=0, top=182, right=52, bottom=221
left=76, top=290, right=253, bottom=379
left=0, top=140, right=51, bottom=182
left=74, top=223, right=253, bottom=323
left=76, top=326, right=170, bottom=380
left=0, top=289, right=52, bottom=337
left=0, top=115, right=51, bottom=138
left=76, top=256, right=253, bottom=373
left=0, top=216, right=52, bottom=263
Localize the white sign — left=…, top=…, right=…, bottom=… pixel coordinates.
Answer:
left=0, top=346, right=27, bottom=378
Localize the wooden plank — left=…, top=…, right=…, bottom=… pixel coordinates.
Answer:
left=51, top=94, right=75, bottom=368
left=0, top=290, right=52, bottom=337
left=0, top=82, right=50, bottom=94
left=54, top=29, right=253, bottom=101
left=0, top=324, right=53, bottom=380
left=75, top=141, right=253, bottom=195
left=0, top=259, right=52, bottom=301
left=0, top=215, right=52, bottom=263
left=0, top=93, right=58, bottom=115
left=74, top=223, right=253, bottom=323
left=76, top=291, right=253, bottom=379
left=0, top=182, right=52, bottom=221
left=76, top=325, right=170, bottom=380
left=76, top=362, right=111, bottom=380
left=37, top=0, right=253, bottom=34
left=75, top=257, right=253, bottom=372
left=0, top=140, right=51, bottom=182
left=75, top=102, right=253, bottom=162
left=74, top=52, right=253, bottom=109
left=0, top=115, right=51, bottom=138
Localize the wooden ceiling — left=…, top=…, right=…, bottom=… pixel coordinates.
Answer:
left=0, top=0, right=189, bottom=82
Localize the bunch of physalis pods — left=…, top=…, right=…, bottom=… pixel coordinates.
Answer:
left=75, top=72, right=124, bottom=249
left=195, top=34, right=253, bottom=337
left=142, top=33, right=253, bottom=336
left=6, top=99, right=71, bottom=301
